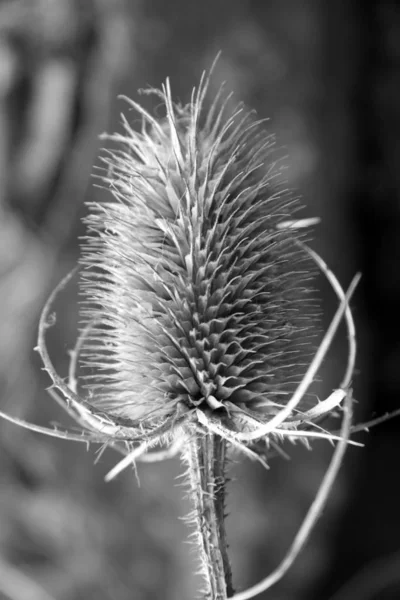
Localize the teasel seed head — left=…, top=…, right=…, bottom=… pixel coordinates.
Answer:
left=78, top=69, right=318, bottom=431
left=0, top=60, right=361, bottom=600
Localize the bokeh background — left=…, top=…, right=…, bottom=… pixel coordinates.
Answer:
left=0, top=1, right=400, bottom=599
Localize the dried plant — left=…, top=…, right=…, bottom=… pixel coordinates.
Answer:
left=1, top=60, right=365, bottom=599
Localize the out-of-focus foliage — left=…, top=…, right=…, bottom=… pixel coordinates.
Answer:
left=0, top=1, right=400, bottom=599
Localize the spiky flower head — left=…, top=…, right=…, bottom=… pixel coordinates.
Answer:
left=78, top=69, right=317, bottom=433
left=0, top=61, right=359, bottom=600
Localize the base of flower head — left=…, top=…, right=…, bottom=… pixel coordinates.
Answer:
left=21, top=236, right=360, bottom=470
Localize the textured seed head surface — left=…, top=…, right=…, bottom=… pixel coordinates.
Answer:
left=79, top=74, right=317, bottom=425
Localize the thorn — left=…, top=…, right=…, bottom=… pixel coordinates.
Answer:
left=46, top=312, right=57, bottom=327
left=277, top=217, right=321, bottom=230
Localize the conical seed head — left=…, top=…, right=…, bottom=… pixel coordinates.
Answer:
left=79, top=73, right=318, bottom=424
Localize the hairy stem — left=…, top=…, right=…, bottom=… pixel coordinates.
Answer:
left=185, top=429, right=233, bottom=599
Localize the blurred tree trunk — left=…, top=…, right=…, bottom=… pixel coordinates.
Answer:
left=313, top=1, right=400, bottom=597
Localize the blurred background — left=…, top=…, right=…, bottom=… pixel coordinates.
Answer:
left=0, top=0, right=400, bottom=599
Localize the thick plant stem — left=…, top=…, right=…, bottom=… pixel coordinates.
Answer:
left=185, top=429, right=234, bottom=599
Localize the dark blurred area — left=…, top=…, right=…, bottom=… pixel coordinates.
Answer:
left=0, top=1, right=399, bottom=599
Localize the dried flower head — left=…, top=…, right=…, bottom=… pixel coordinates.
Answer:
left=79, top=75, right=319, bottom=429
left=5, top=62, right=359, bottom=456
left=0, top=60, right=362, bottom=600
